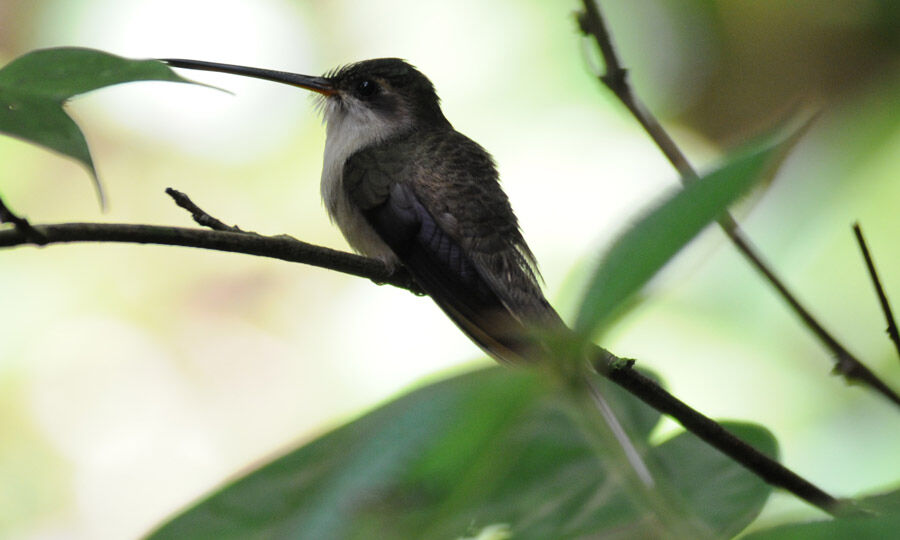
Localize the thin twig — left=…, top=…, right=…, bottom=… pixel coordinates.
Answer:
left=166, top=187, right=244, bottom=232
left=0, top=217, right=843, bottom=515
left=576, top=0, right=900, bottom=407
left=0, top=193, right=47, bottom=245
left=853, top=223, right=900, bottom=362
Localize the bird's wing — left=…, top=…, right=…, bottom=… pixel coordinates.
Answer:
left=344, top=134, right=652, bottom=478
left=343, top=131, right=563, bottom=363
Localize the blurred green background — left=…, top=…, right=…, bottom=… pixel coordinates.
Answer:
left=1, top=0, right=899, bottom=538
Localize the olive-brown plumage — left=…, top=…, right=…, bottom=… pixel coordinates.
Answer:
left=163, top=57, right=564, bottom=363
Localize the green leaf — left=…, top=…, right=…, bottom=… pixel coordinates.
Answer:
left=854, top=487, right=900, bottom=514
left=574, top=138, right=788, bottom=340
left=747, top=515, right=900, bottom=540
left=744, top=486, right=900, bottom=540
left=146, top=368, right=774, bottom=539
left=0, top=47, right=199, bottom=206
left=655, top=422, right=778, bottom=539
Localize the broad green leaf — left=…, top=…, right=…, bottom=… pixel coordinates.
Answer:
left=147, top=367, right=774, bottom=539
left=746, top=516, right=900, bottom=540
left=854, top=487, right=900, bottom=514
left=574, top=138, right=787, bottom=340
left=0, top=47, right=199, bottom=205
left=655, top=422, right=778, bottom=539
left=745, top=486, right=900, bottom=539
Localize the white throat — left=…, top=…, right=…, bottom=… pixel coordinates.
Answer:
left=319, top=98, right=409, bottom=265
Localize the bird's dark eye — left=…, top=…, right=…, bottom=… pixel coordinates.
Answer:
left=355, top=79, right=378, bottom=98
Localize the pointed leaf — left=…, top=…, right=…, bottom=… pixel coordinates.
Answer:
left=656, top=422, right=778, bottom=539
left=574, top=138, right=789, bottom=339
left=0, top=90, right=96, bottom=175
left=745, top=514, right=900, bottom=540
left=745, top=486, right=900, bottom=539
left=0, top=47, right=203, bottom=204
left=0, top=47, right=193, bottom=100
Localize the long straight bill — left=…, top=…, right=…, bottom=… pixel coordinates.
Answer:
left=162, top=59, right=334, bottom=95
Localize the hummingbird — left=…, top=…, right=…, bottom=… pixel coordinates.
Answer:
left=163, top=57, right=565, bottom=364
left=163, top=57, right=652, bottom=484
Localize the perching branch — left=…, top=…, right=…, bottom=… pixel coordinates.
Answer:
left=577, top=0, right=900, bottom=408
left=597, top=354, right=844, bottom=516
left=853, top=223, right=900, bottom=362
left=0, top=220, right=418, bottom=292
left=0, top=189, right=844, bottom=516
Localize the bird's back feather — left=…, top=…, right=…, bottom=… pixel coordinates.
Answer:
left=343, top=129, right=564, bottom=363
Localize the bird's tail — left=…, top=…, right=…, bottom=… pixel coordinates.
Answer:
left=580, top=370, right=655, bottom=487
left=444, top=303, right=655, bottom=486
left=424, top=277, right=654, bottom=486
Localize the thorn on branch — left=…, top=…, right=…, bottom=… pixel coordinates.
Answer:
left=591, top=348, right=634, bottom=376
left=831, top=352, right=859, bottom=377
left=165, top=187, right=244, bottom=233
left=0, top=193, right=47, bottom=245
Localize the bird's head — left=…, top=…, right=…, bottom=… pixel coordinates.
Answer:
left=318, top=58, right=449, bottom=132
left=162, top=57, right=450, bottom=137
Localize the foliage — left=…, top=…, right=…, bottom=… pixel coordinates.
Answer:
left=146, top=368, right=775, bottom=540
left=574, top=136, right=787, bottom=340
left=3, top=47, right=899, bottom=539
left=0, top=48, right=199, bottom=205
